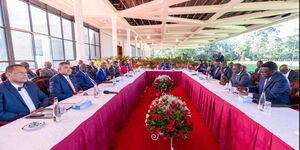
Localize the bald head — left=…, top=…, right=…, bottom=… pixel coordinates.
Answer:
left=279, top=64, right=289, bottom=74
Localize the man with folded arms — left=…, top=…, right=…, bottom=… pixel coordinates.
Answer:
left=219, top=61, right=233, bottom=85
left=50, top=62, right=82, bottom=101
left=0, top=65, right=49, bottom=121
left=209, top=61, right=221, bottom=80
left=230, top=63, right=252, bottom=87
left=76, top=64, right=96, bottom=90
left=237, top=61, right=290, bottom=104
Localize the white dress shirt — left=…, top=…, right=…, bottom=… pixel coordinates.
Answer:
left=283, top=70, right=291, bottom=79
left=11, top=83, right=36, bottom=112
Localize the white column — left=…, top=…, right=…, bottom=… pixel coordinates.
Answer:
left=126, top=29, right=131, bottom=57
left=135, top=36, right=138, bottom=58
left=111, top=16, right=118, bottom=57
left=74, top=0, right=85, bottom=60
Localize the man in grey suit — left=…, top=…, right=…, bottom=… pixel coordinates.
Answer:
left=219, top=61, right=233, bottom=85
left=39, top=61, right=57, bottom=77
left=279, top=64, right=299, bottom=81
left=230, top=63, right=252, bottom=87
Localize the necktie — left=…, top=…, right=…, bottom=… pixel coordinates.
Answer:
left=263, top=78, right=269, bottom=92
left=18, top=84, right=27, bottom=91
left=66, top=76, right=77, bottom=94
left=85, top=73, right=97, bottom=86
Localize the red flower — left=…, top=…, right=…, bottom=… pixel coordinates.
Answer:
left=168, top=107, right=173, bottom=112
left=169, top=113, right=175, bottom=118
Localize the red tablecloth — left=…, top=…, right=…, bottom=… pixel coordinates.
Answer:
left=52, top=71, right=293, bottom=150
left=181, top=73, right=294, bottom=150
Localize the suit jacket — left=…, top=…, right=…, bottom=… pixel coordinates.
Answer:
left=249, top=72, right=290, bottom=104
left=195, top=64, right=207, bottom=74
left=88, top=65, right=98, bottom=73
left=40, top=68, right=57, bottom=77
left=49, top=74, right=81, bottom=101
left=0, top=80, right=49, bottom=121
left=75, top=71, right=95, bottom=90
left=216, top=55, right=225, bottom=62
left=96, top=69, right=108, bottom=82
left=160, top=63, right=170, bottom=70
left=210, top=66, right=221, bottom=80
left=221, top=67, right=233, bottom=82
left=254, top=67, right=261, bottom=74
left=230, top=70, right=252, bottom=87
left=288, top=70, right=299, bottom=81
left=108, top=66, right=116, bottom=78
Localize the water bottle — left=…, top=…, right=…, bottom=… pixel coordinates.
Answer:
left=94, top=86, right=100, bottom=98
left=53, top=97, right=62, bottom=122
left=258, top=92, right=267, bottom=111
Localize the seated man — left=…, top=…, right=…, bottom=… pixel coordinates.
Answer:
left=50, top=62, right=82, bottom=101
left=216, top=52, right=225, bottom=63
left=88, top=61, right=98, bottom=73
left=219, top=61, right=233, bottom=85
left=20, top=62, right=37, bottom=79
left=238, top=61, right=290, bottom=104
left=279, top=64, right=299, bottom=81
left=75, top=60, right=84, bottom=72
left=96, top=62, right=109, bottom=83
left=254, top=61, right=263, bottom=74
left=75, top=64, right=96, bottom=90
left=230, top=63, right=252, bottom=87
left=195, top=59, right=207, bottom=74
left=209, top=61, right=221, bottom=80
left=160, top=60, right=170, bottom=70
left=0, top=65, right=49, bottom=121
left=39, top=61, right=57, bottom=77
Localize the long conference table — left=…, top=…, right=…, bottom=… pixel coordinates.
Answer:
left=0, top=70, right=298, bottom=150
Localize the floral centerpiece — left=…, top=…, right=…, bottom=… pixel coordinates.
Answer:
left=145, top=95, right=193, bottom=142
left=153, top=75, right=175, bottom=94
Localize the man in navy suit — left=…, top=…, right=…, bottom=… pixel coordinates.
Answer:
left=76, top=64, right=96, bottom=90
left=96, top=62, right=109, bottom=83
left=160, top=60, right=170, bottom=70
left=50, top=62, right=83, bottom=101
left=238, top=61, right=290, bottom=104
left=75, top=60, right=84, bottom=72
left=0, top=65, right=49, bottom=121
left=209, top=61, right=221, bottom=80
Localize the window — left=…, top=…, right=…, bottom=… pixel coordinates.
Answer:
left=0, top=0, right=76, bottom=70
left=48, top=13, right=62, bottom=38
left=0, top=63, right=9, bottom=72
left=34, top=35, right=51, bottom=68
left=11, top=30, right=34, bottom=61
left=84, top=44, right=90, bottom=60
left=64, top=40, right=74, bottom=60
left=7, top=0, right=30, bottom=31
left=62, top=18, right=73, bottom=40
left=84, top=26, right=101, bottom=59
left=51, top=38, right=64, bottom=60
left=0, top=1, right=4, bottom=26
left=30, top=5, right=48, bottom=35
left=0, top=28, right=8, bottom=61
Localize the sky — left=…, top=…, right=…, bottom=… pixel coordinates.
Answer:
left=276, top=18, right=299, bottom=37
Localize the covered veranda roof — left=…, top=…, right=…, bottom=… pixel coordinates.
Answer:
left=40, top=0, right=299, bottom=49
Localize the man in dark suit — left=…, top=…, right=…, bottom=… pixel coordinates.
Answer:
left=96, top=62, right=109, bottom=83
left=230, top=63, right=252, bottom=87
left=254, top=61, right=263, bottom=74
left=75, top=60, right=84, bottom=72
left=209, top=61, right=221, bottom=80
left=88, top=61, right=98, bottom=73
left=75, top=64, right=96, bottom=90
left=219, top=61, right=233, bottom=85
left=216, top=52, right=225, bottom=63
left=279, top=64, right=299, bottom=81
left=0, top=64, right=49, bottom=121
left=20, top=62, right=37, bottom=79
left=160, top=60, right=171, bottom=70
left=108, top=61, right=117, bottom=79
left=238, top=61, right=290, bottom=104
left=50, top=62, right=82, bottom=101
left=39, top=61, right=57, bottom=77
